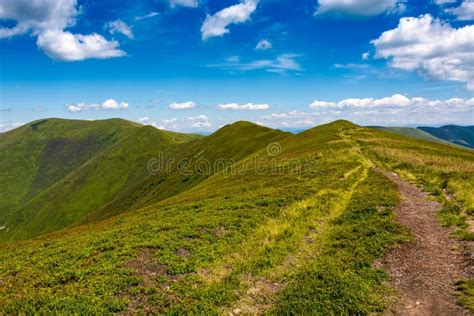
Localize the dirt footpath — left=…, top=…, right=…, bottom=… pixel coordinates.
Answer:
left=381, top=171, right=471, bottom=316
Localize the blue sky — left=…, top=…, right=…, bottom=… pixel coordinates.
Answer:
left=0, top=0, right=473, bottom=132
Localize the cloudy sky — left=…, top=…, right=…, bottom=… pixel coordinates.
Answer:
left=0, top=0, right=473, bottom=132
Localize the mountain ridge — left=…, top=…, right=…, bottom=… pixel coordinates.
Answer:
left=0, top=118, right=202, bottom=241
left=0, top=118, right=290, bottom=241
left=1, top=118, right=473, bottom=314
left=418, top=125, right=474, bottom=148
left=369, top=125, right=474, bottom=149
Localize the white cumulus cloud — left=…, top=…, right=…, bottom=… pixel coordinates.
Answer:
left=260, top=94, right=474, bottom=127
left=67, top=103, right=99, bottom=112
left=138, top=117, right=180, bottom=130
left=218, top=103, right=270, bottom=110
left=201, top=0, right=258, bottom=40
left=309, top=94, right=420, bottom=109
left=372, top=14, right=474, bottom=91
left=315, top=0, right=400, bottom=16
left=157, top=118, right=179, bottom=130
left=37, top=30, right=125, bottom=61
left=445, top=0, right=474, bottom=21
left=255, top=39, right=272, bottom=50
left=138, top=116, right=151, bottom=123
left=261, top=111, right=315, bottom=128
left=67, top=99, right=129, bottom=112
left=102, top=99, right=129, bottom=110
left=0, top=0, right=77, bottom=37
left=169, top=101, right=197, bottom=110
left=304, top=94, right=474, bottom=125
left=107, top=20, right=134, bottom=39
left=0, top=0, right=125, bottom=61
left=170, top=0, right=199, bottom=8
left=137, top=116, right=165, bottom=129
left=188, top=115, right=211, bottom=128
left=0, top=121, right=25, bottom=133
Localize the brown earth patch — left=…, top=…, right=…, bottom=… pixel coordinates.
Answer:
left=214, top=226, right=229, bottom=237
left=120, top=248, right=167, bottom=314
left=124, top=248, right=167, bottom=287
left=226, top=274, right=282, bottom=315
left=176, top=248, right=192, bottom=258
left=381, top=171, right=472, bottom=315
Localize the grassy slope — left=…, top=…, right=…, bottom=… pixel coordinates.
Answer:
left=87, top=121, right=289, bottom=221
left=349, top=127, right=474, bottom=310
left=0, top=121, right=407, bottom=314
left=419, top=125, right=474, bottom=148
left=0, top=118, right=136, bottom=223
left=351, top=127, right=474, bottom=236
left=0, top=120, right=472, bottom=313
left=0, top=118, right=200, bottom=242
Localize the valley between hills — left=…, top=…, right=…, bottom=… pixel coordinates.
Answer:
left=0, top=118, right=473, bottom=314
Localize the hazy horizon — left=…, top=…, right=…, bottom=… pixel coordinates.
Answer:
left=2, top=117, right=474, bottom=136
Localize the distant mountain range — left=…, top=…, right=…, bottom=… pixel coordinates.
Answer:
left=418, top=125, right=474, bottom=148
left=370, top=125, right=474, bottom=149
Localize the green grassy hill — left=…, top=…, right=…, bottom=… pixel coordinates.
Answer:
left=87, top=121, right=289, bottom=222
left=418, top=125, right=474, bottom=148
left=0, top=119, right=473, bottom=314
left=0, top=118, right=132, bottom=223
left=0, top=118, right=201, bottom=242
